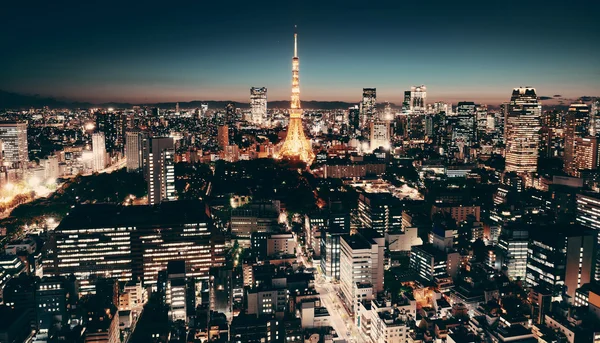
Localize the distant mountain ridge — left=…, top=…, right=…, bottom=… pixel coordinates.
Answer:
left=0, top=90, right=386, bottom=110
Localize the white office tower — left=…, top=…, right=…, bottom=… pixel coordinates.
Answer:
left=370, top=120, right=390, bottom=151
left=340, top=230, right=385, bottom=314
left=92, top=133, right=106, bottom=172
left=125, top=131, right=146, bottom=173
left=0, top=121, right=29, bottom=169
left=505, top=87, right=542, bottom=174
left=145, top=137, right=176, bottom=205
left=42, top=156, right=59, bottom=182
left=250, top=87, right=267, bottom=125
left=410, top=85, right=427, bottom=113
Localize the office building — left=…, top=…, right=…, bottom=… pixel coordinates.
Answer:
left=83, top=297, right=120, bottom=343
left=145, top=137, right=175, bottom=205
left=230, top=200, right=280, bottom=243
left=340, top=230, right=385, bottom=313
left=348, top=105, right=360, bottom=135
left=210, top=267, right=233, bottom=317
left=250, top=87, right=267, bottom=125
left=409, top=85, right=427, bottom=113
left=0, top=121, right=28, bottom=169
left=125, top=131, right=147, bottom=173
left=46, top=202, right=225, bottom=292
left=92, top=132, right=106, bottom=172
left=564, top=103, right=591, bottom=176
left=576, top=192, right=600, bottom=281
left=574, top=136, right=600, bottom=175
left=361, top=88, right=377, bottom=126
left=495, top=225, right=529, bottom=280
left=409, top=244, right=460, bottom=282
left=166, top=261, right=187, bottom=323
left=369, top=120, right=390, bottom=150
left=320, top=229, right=346, bottom=281
left=217, top=124, right=229, bottom=150
left=526, top=225, right=594, bottom=298
left=95, top=111, right=126, bottom=153
left=36, top=276, right=70, bottom=331
left=41, top=155, right=59, bottom=181
left=357, top=191, right=403, bottom=235
left=505, top=87, right=542, bottom=174
left=251, top=232, right=296, bottom=260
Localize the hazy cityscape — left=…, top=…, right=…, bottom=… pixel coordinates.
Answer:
left=0, top=2, right=599, bottom=343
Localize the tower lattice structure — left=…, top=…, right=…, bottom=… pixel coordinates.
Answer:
left=276, top=29, right=315, bottom=165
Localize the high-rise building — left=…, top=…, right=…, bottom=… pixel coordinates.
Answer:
left=369, top=120, right=390, bottom=151
left=360, top=88, right=377, bottom=126
left=525, top=225, right=594, bottom=298
left=145, top=137, right=175, bottom=205
left=348, top=105, right=360, bottom=135
left=95, top=111, right=126, bottom=153
left=505, top=87, right=542, bottom=174
left=340, top=230, right=384, bottom=314
left=564, top=103, right=591, bottom=176
left=217, top=125, right=229, bottom=150
left=0, top=121, right=28, bottom=169
left=576, top=192, right=600, bottom=281
left=125, top=131, right=147, bottom=173
left=166, top=261, right=187, bottom=323
left=357, top=191, right=403, bottom=235
left=320, top=229, right=346, bottom=281
left=275, top=29, right=315, bottom=165
left=409, top=243, right=460, bottom=282
left=574, top=136, right=600, bottom=174
left=409, top=85, right=426, bottom=113
left=495, top=224, right=529, bottom=280
left=591, top=99, right=600, bottom=136
left=250, top=87, right=267, bottom=125
left=36, top=277, right=70, bottom=331
left=92, top=133, right=106, bottom=172
left=46, top=202, right=225, bottom=292
left=475, top=104, right=488, bottom=140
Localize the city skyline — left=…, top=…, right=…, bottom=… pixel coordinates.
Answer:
left=1, top=1, right=599, bottom=105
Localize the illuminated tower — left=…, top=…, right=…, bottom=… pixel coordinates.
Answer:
left=250, top=87, right=267, bottom=125
left=276, top=28, right=315, bottom=165
left=505, top=87, right=541, bottom=174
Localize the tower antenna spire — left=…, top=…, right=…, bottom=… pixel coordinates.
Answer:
left=294, top=25, right=298, bottom=58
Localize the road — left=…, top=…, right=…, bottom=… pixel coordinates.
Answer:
left=296, top=246, right=366, bottom=343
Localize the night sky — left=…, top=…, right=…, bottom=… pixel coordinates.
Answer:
left=1, top=1, right=599, bottom=105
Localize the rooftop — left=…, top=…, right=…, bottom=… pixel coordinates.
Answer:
left=57, top=201, right=211, bottom=230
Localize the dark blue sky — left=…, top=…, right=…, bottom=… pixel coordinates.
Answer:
left=1, top=0, right=599, bottom=104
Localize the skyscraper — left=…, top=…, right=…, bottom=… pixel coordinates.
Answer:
left=369, top=120, right=390, bottom=151
left=250, top=87, right=267, bottom=125
left=92, top=133, right=106, bottom=172
left=410, top=85, right=426, bottom=112
left=574, top=136, right=600, bottom=173
left=217, top=125, right=229, bottom=150
left=576, top=192, right=600, bottom=281
left=526, top=225, right=594, bottom=298
left=340, top=230, right=384, bottom=313
left=360, top=88, right=377, bottom=126
left=348, top=105, right=360, bottom=136
left=505, top=87, right=542, bottom=174
left=95, top=111, right=126, bottom=154
left=276, top=28, right=315, bottom=165
left=125, top=131, right=147, bottom=173
left=0, top=121, right=28, bottom=169
left=564, top=103, right=590, bottom=176
left=145, top=137, right=175, bottom=205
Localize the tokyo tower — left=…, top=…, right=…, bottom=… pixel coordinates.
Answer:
left=275, top=28, right=315, bottom=165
